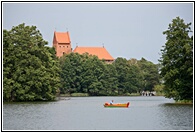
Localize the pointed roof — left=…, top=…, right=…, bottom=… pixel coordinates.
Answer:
left=73, top=46, right=114, bottom=61
left=54, top=31, right=71, bottom=43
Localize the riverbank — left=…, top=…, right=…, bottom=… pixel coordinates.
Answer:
left=60, top=93, right=89, bottom=97
left=59, top=93, right=141, bottom=97
left=175, top=100, right=193, bottom=104
left=58, top=93, right=192, bottom=105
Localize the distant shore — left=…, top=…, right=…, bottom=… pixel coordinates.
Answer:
left=59, top=93, right=142, bottom=97
left=58, top=93, right=192, bottom=104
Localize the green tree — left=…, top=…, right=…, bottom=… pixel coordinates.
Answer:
left=137, top=58, right=160, bottom=91
left=113, top=58, right=129, bottom=94
left=3, top=23, right=60, bottom=101
left=104, top=64, right=118, bottom=95
left=113, top=58, right=143, bottom=95
left=159, top=17, right=193, bottom=101
left=59, top=53, right=83, bottom=94
left=126, top=64, right=143, bottom=94
left=89, top=57, right=103, bottom=95
left=60, top=52, right=114, bottom=96
left=153, top=84, right=164, bottom=95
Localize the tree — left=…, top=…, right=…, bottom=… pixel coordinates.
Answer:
left=3, top=23, right=60, bottom=101
left=113, top=58, right=129, bottom=94
left=59, top=53, right=83, bottom=94
left=60, top=52, right=114, bottom=96
left=159, top=17, right=193, bottom=101
left=113, top=57, right=143, bottom=95
left=126, top=64, right=143, bottom=94
left=137, top=58, right=160, bottom=91
left=104, top=64, right=118, bottom=95
left=59, top=53, right=159, bottom=96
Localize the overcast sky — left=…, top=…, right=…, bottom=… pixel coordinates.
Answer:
left=3, top=2, right=193, bottom=63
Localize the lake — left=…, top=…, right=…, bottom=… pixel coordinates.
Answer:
left=3, top=96, right=193, bottom=131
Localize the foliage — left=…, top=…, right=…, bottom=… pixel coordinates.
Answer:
left=137, top=58, right=160, bottom=91
left=153, top=84, right=164, bottom=96
left=3, top=23, right=60, bottom=101
left=159, top=17, right=193, bottom=101
left=3, top=23, right=161, bottom=101
left=59, top=53, right=119, bottom=96
left=59, top=54, right=160, bottom=96
left=113, top=58, right=143, bottom=95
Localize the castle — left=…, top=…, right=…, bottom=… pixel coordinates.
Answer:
left=53, top=31, right=114, bottom=63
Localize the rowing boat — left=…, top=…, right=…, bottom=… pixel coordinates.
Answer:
left=104, top=102, right=130, bottom=108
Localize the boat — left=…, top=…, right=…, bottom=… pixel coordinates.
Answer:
left=104, top=102, right=130, bottom=108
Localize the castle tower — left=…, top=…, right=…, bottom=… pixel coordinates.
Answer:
left=53, top=31, right=72, bottom=57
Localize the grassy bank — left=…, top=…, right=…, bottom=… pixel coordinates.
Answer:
left=128, top=93, right=141, bottom=96
left=60, top=93, right=89, bottom=97
left=60, top=93, right=141, bottom=97
left=175, top=100, right=193, bottom=104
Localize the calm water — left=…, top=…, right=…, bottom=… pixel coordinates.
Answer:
left=3, top=96, right=193, bottom=131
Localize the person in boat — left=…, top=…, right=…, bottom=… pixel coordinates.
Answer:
left=110, top=100, right=114, bottom=105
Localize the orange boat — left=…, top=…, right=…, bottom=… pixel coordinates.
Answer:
left=104, top=102, right=130, bottom=108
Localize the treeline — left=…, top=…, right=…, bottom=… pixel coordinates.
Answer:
left=3, top=23, right=160, bottom=101
left=3, top=16, right=193, bottom=102
left=59, top=53, right=160, bottom=96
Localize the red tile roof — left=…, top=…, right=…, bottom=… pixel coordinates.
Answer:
left=73, top=46, right=114, bottom=61
left=54, top=31, right=70, bottom=43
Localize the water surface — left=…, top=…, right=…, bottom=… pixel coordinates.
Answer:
left=3, top=96, right=193, bottom=131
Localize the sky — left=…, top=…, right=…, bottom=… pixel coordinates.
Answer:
left=3, top=2, right=193, bottom=64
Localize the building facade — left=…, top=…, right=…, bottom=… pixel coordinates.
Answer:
left=53, top=31, right=72, bottom=57
left=53, top=31, right=114, bottom=63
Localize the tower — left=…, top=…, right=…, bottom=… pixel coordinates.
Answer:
left=53, top=31, right=72, bottom=57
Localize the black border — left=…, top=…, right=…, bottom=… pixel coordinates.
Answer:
left=1, top=1, right=195, bottom=132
